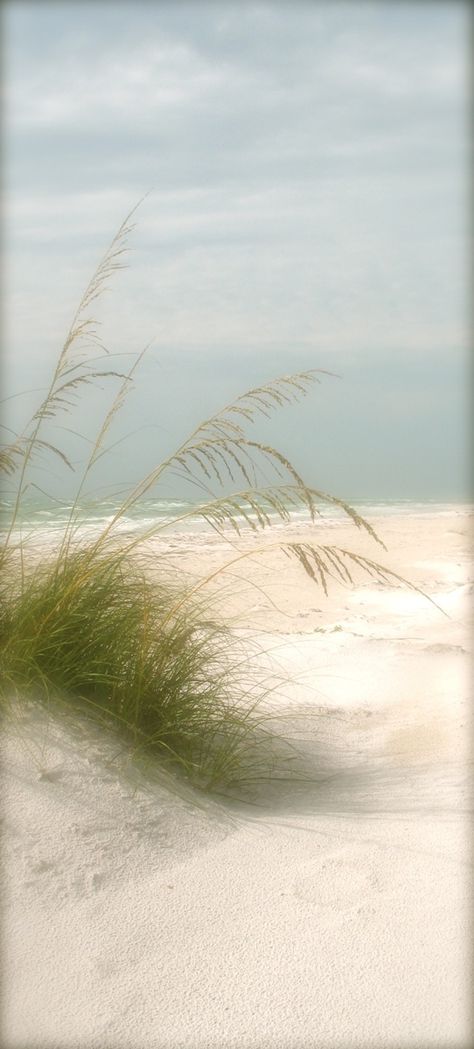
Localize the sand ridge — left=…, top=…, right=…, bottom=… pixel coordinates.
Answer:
left=1, top=509, right=472, bottom=1047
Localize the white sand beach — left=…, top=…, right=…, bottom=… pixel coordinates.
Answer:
left=2, top=507, right=472, bottom=1048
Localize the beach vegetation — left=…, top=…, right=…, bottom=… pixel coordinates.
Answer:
left=0, top=203, right=431, bottom=795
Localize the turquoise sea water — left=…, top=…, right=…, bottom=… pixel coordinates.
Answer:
left=1, top=495, right=471, bottom=541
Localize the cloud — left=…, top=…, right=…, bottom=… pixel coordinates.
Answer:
left=2, top=0, right=468, bottom=504
left=2, top=3, right=468, bottom=394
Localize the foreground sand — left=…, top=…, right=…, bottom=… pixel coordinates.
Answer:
left=2, top=508, right=472, bottom=1048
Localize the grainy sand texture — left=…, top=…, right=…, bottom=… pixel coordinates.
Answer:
left=2, top=508, right=472, bottom=1049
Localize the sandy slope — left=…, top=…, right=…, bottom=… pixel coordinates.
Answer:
left=1, top=509, right=472, bottom=1048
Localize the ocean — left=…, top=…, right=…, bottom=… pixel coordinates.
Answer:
left=1, top=495, right=471, bottom=547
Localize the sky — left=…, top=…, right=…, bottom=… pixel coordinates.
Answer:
left=2, top=0, right=471, bottom=502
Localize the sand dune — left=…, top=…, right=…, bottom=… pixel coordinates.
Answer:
left=2, top=509, right=472, bottom=1048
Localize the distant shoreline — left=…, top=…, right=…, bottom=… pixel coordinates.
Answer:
left=1, top=498, right=473, bottom=541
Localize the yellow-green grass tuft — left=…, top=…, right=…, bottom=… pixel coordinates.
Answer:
left=0, top=546, right=293, bottom=793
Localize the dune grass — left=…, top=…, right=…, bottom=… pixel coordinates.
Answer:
left=0, top=203, right=431, bottom=795
left=0, top=546, right=290, bottom=791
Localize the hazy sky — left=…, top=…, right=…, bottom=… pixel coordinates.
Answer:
left=2, top=1, right=470, bottom=501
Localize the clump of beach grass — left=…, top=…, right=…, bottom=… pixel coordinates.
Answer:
left=0, top=202, right=435, bottom=796
left=0, top=546, right=293, bottom=792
